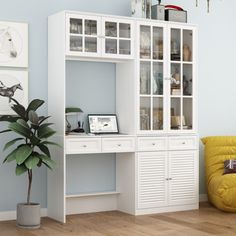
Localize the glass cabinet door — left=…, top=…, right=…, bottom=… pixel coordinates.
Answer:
left=67, top=15, right=100, bottom=55
left=139, top=24, right=165, bottom=132
left=170, top=27, right=194, bottom=131
left=103, top=18, right=133, bottom=57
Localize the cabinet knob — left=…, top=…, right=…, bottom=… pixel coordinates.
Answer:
left=152, top=143, right=156, bottom=146
left=117, top=144, right=122, bottom=147
left=182, top=142, right=186, bottom=145
left=82, top=145, right=87, bottom=148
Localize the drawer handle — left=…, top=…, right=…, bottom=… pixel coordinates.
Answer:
left=166, top=178, right=173, bottom=181
left=82, top=145, right=87, bottom=148
left=182, top=142, right=186, bottom=145
left=117, top=144, right=122, bottom=147
left=152, top=143, right=156, bottom=146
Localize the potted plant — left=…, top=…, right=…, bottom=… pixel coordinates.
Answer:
left=0, top=98, right=58, bottom=229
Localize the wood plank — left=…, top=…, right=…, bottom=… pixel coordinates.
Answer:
left=0, top=203, right=236, bottom=236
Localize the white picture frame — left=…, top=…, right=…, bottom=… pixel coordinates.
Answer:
left=0, top=21, right=28, bottom=68
left=0, top=69, right=28, bottom=115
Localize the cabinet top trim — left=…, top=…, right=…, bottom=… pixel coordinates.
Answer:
left=50, top=10, right=198, bottom=28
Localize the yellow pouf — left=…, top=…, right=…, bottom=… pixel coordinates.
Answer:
left=202, top=136, right=236, bottom=212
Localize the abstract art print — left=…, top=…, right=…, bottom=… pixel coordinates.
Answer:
left=0, top=70, right=28, bottom=115
left=0, top=21, right=28, bottom=67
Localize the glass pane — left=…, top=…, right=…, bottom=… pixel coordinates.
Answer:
left=183, top=98, right=193, bottom=130
left=183, top=64, right=192, bottom=96
left=105, top=39, right=117, bottom=54
left=119, top=40, right=131, bottom=55
left=153, top=98, right=163, bottom=130
left=171, top=64, right=181, bottom=96
left=85, top=20, right=97, bottom=35
left=171, top=98, right=181, bottom=130
left=140, top=97, right=151, bottom=130
left=153, top=27, right=163, bottom=60
left=140, top=61, right=151, bottom=95
left=119, top=23, right=131, bottom=38
left=105, top=22, right=117, bottom=37
left=140, top=25, right=151, bottom=59
left=171, top=29, right=181, bottom=61
left=153, top=62, right=163, bottom=95
left=70, top=18, right=82, bottom=34
left=70, top=36, right=82, bottom=52
left=183, top=30, right=192, bottom=62
left=85, top=37, right=97, bottom=53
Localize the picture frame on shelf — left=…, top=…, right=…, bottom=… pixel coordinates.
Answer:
left=88, top=114, right=119, bottom=134
left=0, top=69, right=28, bottom=115
left=0, top=21, right=28, bottom=68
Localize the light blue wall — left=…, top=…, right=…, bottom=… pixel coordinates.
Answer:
left=0, top=0, right=236, bottom=211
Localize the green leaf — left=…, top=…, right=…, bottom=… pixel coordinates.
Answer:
left=29, top=134, right=40, bottom=146
left=25, top=154, right=40, bottom=169
left=3, top=138, right=24, bottom=151
left=27, top=99, right=44, bottom=112
left=41, top=141, right=60, bottom=147
left=0, top=115, right=19, bottom=122
left=39, top=155, right=55, bottom=170
left=15, top=165, right=28, bottom=176
left=17, top=119, right=29, bottom=129
left=3, top=149, right=18, bottom=163
left=39, top=123, right=53, bottom=129
left=38, top=144, right=50, bottom=157
left=38, top=126, right=56, bottom=139
left=9, top=122, right=32, bottom=139
left=28, top=110, right=39, bottom=125
left=0, top=129, right=12, bottom=134
left=15, top=145, right=33, bottom=165
left=11, top=104, right=26, bottom=119
left=38, top=116, right=51, bottom=125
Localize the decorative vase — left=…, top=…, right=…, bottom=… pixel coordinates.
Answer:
left=17, top=203, right=41, bottom=229
left=183, top=44, right=191, bottom=61
left=131, top=0, right=151, bottom=18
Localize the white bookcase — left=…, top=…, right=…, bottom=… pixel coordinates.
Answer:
left=48, top=10, right=199, bottom=223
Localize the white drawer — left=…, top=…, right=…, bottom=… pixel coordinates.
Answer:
left=102, top=137, right=135, bottom=153
left=169, top=136, right=198, bottom=150
left=66, top=138, right=101, bottom=154
left=137, top=137, right=167, bottom=151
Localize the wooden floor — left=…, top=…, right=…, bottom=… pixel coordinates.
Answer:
left=0, top=202, right=236, bottom=236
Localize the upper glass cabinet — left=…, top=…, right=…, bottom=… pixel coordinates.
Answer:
left=138, top=22, right=196, bottom=134
left=139, top=24, right=165, bottom=132
left=102, top=18, right=133, bottom=58
left=66, top=14, right=134, bottom=59
left=170, top=27, right=195, bottom=132
left=67, top=15, right=100, bottom=56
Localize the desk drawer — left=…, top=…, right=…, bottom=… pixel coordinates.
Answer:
left=102, top=137, right=135, bottom=153
left=169, top=136, right=198, bottom=150
left=138, top=137, right=167, bottom=151
left=66, top=138, right=101, bottom=154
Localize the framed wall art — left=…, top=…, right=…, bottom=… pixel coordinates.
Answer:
left=0, top=21, right=28, bottom=68
left=0, top=69, right=28, bottom=115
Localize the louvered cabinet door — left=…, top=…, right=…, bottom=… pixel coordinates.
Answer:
left=168, top=150, right=198, bottom=206
left=138, top=152, right=168, bottom=209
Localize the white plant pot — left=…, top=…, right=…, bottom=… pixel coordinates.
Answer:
left=17, top=203, right=41, bottom=229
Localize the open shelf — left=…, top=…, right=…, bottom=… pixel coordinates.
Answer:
left=66, top=191, right=120, bottom=198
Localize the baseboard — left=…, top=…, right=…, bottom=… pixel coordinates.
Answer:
left=199, top=194, right=208, bottom=202
left=0, top=194, right=208, bottom=221
left=0, top=208, right=47, bottom=222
